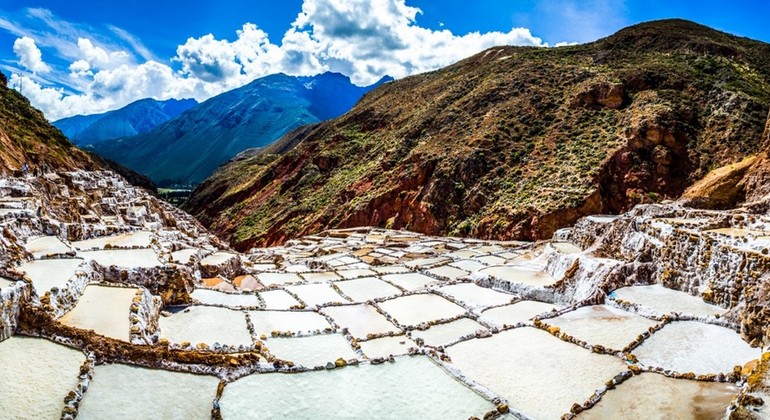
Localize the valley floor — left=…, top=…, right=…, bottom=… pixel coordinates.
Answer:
left=0, top=170, right=768, bottom=419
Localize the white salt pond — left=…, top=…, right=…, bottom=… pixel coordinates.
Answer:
left=544, top=305, right=659, bottom=351
left=78, top=363, right=219, bottom=419
left=334, top=277, right=401, bottom=301
left=378, top=294, right=466, bottom=327
left=371, top=266, right=411, bottom=275
left=265, top=334, right=357, bottom=367
left=412, top=318, right=487, bottom=346
left=171, top=248, right=199, bottom=263
left=219, top=356, right=494, bottom=419
left=0, top=337, right=85, bottom=419
left=381, top=272, right=439, bottom=291
left=478, top=265, right=557, bottom=287
left=450, top=259, right=486, bottom=273
left=71, top=231, right=153, bottom=250
left=190, top=289, right=260, bottom=308
left=256, top=272, right=303, bottom=286
left=60, top=285, right=139, bottom=341
left=437, top=283, right=514, bottom=308
left=18, top=258, right=83, bottom=293
left=633, top=321, right=760, bottom=375
left=551, top=242, right=582, bottom=254
left=578, top=372, right=739, bottom=420
left=337, top=268, right=377, bottom=279
left=200, top=251, right=238, bottom=266
left=0, top=276, right=14, bottom=288
left=474, top=255, right=507, bottom=265
left=427, top=265, right=469, bottom=280
left=322, top=304, right=400, bottom=338
left=610, top=284, right=725, bottom=317
left=159, top=306, right=252, bottom=346
left=79, top=249, right=162, bottom=268
left=259, top=290, right=300, bottom=309
left=479, top=300, right=558, bottom=327
left=299, top=271, right=341, bottom=282
left=248, top=310, right=331, bottom=335
left=448, top=327, right=628, bottom=419
left=285, top=283, right=347, bottom=307
left=359, top=335, right=416, bottom=359
left=25, top=235, right=72, bottom=258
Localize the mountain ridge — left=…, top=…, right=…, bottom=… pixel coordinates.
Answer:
left=183, top=19, right=770, bottom=250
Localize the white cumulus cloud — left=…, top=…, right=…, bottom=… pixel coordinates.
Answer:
left=13, top=36, right=51, bottom=73
left=6, top=0, right=550, bottom=120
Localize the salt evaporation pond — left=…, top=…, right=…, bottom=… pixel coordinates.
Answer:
left=200, top=251, right=238, bottom=266
left=478, top=265, right=557, bottom=287
left=299, top=271, right=341, bottom=282
left=60, top=285, right=139, bottom=341
left=78, top=363, right=219, bottom=419
left=259, top=290, right=300, bottom=309
left=427, top=265, right=469, bottom=280
left=190, top=289, right=260, bottom=308
left=381, top=272, right=439, bottom=291
left=71, top=231, right=153, bottom=250
left=248, top=310, right=331, bottom=335
left=256, top=272, right=303, bottom=286
left=18, top=258, right=83, bottom=293
left=265, top=334, right=357, bottom=366
left=171, top=248, right=199, bottom=263
left=378, top=294, right=467, bottom=327
left=159, top=306, right=253, bottom=346
left=322, top=304, right=400, bottom=338
left=447, top=327, right=628, bottom=419
left=633, top=321, right=760, bottom=374
left=79, top=249, right=162, bottom=268
left=551, top=242, right=582, bottom=254
left=285, top=283, right=346, bottom=307
left=450, top=259, right=486, bottom=273
left=479, top=300, right=558, bottom=327
left=334, top=277, right=401, bottom=301
left=337, top=268, right=377, bottom=279
left=411, top=318, right=487, bottom=346
left=219, top=356, right=494, bottom=419
left=0, top=276, right=16, bottom=288
left=25, top=235, right=72, bottom=258
left=544, top=305, right=659, bottom=350
left=359, top=335, right=416, bottom=358
left=610, top=284, right=725, bottom=317
left=0, top=337, right=84, bottom=419
left=437, top=283, right=514, bottom=308
left=578, top=372, right=739, bottom=419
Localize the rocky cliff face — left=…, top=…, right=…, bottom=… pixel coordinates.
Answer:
left=185, top=19, right=770, bottom=250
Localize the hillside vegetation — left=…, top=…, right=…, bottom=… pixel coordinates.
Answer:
left=185, top=20, right=770, bottom=250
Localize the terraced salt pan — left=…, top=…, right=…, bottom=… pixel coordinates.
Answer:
left=334, top=277, right=401, bottom=301
left=359, top=335, right=416, bottom=358
left=159, top=306, right=252, bottom=346
left=256, top=272, right=303, bottom=286
left=544, top=305, right=659, bottom=351
left=265, top=334, right=357, bottom=366
left=190, top=289, right=260, bottom=307
left=474, top=255, right=506, bottom=265
left=371, top=265, right=411, bottom=274
left=412, top=318, right=487, bottom=346
left=285, top=283, right=346, bottom=307
left=337, top=268, right=377, bottom=279
left=427, top=265, right=469, bottom=280
left=551, top=242, right=581, bottom=254
left=78, top=364, right=219, bottom=419
left=480, top=301, right=558, bottom=327
left=448, top=327, right=627, bottom=419
left=379, top=294, right=466, bottom=327
left=437, top=283, right=514, bottom=308
left=381, top=272, right=439, bottom=291
left=18, top=258, right=83, bottom=292
left=579, top=372, right=739, bottom=420
left=259, top=290, right=300, bottom=309
left=171, top=248, right=199, bottom=263
left=248, top=310, right=331, bottom=335
left=450, top=259, right=486, bottom=273
left=0, top=337, right=85, bottom=419
left=299, top=271, right=341, bottom=282
left=0, top=276, right=14, bottom=288
left=200, top=251, right=238, bottom=266
left=322, top=304, right=400, bottom=338
left=478, top=265, right=557, bottom=287
left=71, top=231, right=153, bottom=250
left=634, top=321, right=760, bottom=375
left=60, top=285, right=139, bottom=341
left=79, top=249, right=162, bottom=268
left=220, top=356, right=494, bottom=419
left=610, top=284, right=725, bottom=317
left=25, top=235, right=72, bottom=258
left=706, top=228, right=764, bottom=237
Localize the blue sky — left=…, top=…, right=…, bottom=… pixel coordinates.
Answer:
left=1, top=0, right=768, bottom=120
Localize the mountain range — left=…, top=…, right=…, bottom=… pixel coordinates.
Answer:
left=88, top=72, right=390, bottom=186
left=53, top=98, right=197, bottom=145
left=183, top=19, right=770, bottom=250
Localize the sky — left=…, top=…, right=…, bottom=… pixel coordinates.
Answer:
left=1, top=0, right=769, bottom=121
